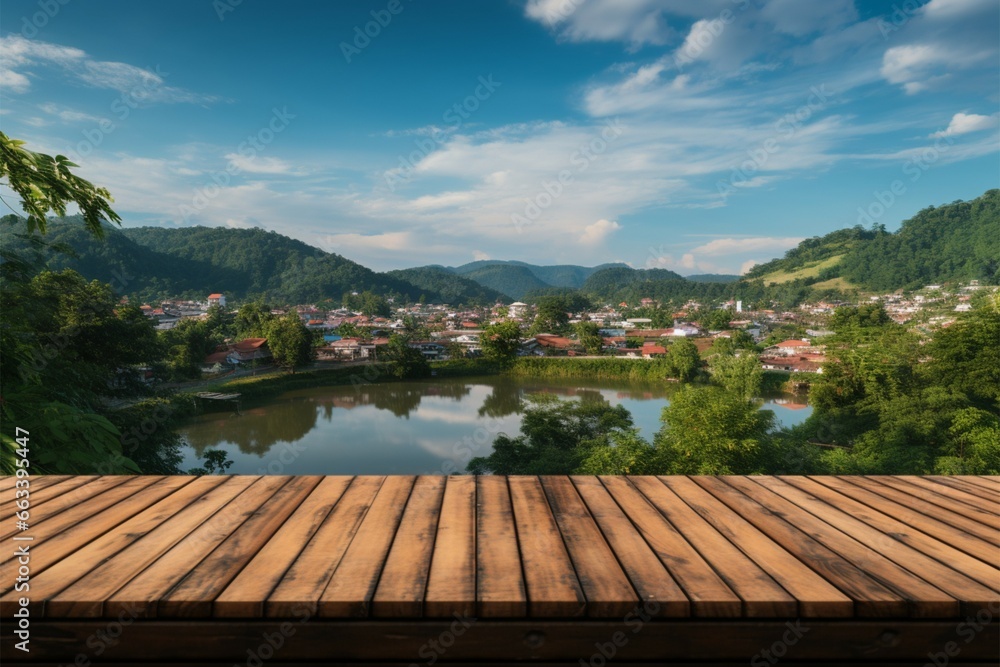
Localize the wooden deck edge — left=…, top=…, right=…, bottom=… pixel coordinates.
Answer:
left=10, top=619, right=998, bottom=663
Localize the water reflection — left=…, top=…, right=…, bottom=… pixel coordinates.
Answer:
left=177, top=376, right=812, bottom=474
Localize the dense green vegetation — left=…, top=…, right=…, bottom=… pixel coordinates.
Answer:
left=838, top=192, right=1000, bottom=289
left=0, top=219, right=503, bottom=306
left=453, top=263, right=551, bottom=300
left=385, top=266, right=508, bottom=305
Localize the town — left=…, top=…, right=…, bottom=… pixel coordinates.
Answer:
left=134, top=279, right=993, bottom=382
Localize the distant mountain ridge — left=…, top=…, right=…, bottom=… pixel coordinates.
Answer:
left=2, top=189, right=995, bottom=307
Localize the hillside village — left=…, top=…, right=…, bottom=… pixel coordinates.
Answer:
left=133, top=278, right=995, bottom=380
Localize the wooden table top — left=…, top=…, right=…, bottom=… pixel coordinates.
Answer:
left=1, top=475, right=997, bottom=620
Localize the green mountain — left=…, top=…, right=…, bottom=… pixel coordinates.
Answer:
left=745, top=189, right=1000, bottom=291
left=1, top=219, right=486, bottom=305
left=385, top=266, right=508, bottom=304
left=455, top=263, right=552, bottom=300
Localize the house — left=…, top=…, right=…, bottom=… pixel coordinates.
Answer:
left=508, top=302, right=529, bottom=319
left=207, top=293, right=226, bottom=308
left=200, top=349, right=231, bottom=374
left=359, top=338, right=391, bottom=359
left=641, top=343, right=667, bottom=358
left=227, top=338, right=271, bottom=364
left=772, top=339, right=812, bottom=355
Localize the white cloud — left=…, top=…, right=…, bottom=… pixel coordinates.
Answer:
left=759, top=0, right=857, bottom=37
left=472, top=250, right=491, bottom=261
left=931, top=112, right=1000, bottom=137
left=580, top=218, right=621, bottom=245
left=39, top=103, right=103, bottom=124
left=690, top=236, right=804, bottom=256
left=0, top=35, right=216, bottom=104
left=224, top=153, right=296, bottom=175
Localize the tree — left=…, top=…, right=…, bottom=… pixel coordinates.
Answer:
left=924, top=295, right=1000, bottom=407
left=531, top=296, right=570, bottom=334
left=479, top=320, right=522, bottom=368
left=467, top=395, right=634, bottom=474
left=234, top=301, right=275, bottom=339
left=575, top=321, right=604, bottom=355
left=653, top=385, right=777, bottom=474
left=382, top=333, right=430, bottom=379
left=265, top=313, right=313, bottom=372
left=710, top=350, right=763, bottom=402
left=0, top=132, right=121, bottom=236
left=664, top=338, right=701, bottom=382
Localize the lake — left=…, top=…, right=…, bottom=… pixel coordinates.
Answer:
left=177, top=376, right=812, bottom=474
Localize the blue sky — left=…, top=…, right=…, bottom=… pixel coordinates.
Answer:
left=1, top=0, right=997, bottom=274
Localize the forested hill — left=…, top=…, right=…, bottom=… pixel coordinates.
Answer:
left=745, top=189, right=1000, bottom=290
left=385, top=266, right=509, bottom=304
left=0, top=219, right=493, bottom=305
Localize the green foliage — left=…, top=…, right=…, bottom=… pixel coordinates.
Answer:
left=479, top=320, right=522, bottom=368
left=160, top=318, right=225, bottom=380
left=0, top=132, right=121, bottom=236
left=531, top=295, right=571, bottom=334
left=507, top=357, right=678, bottom=381
left=188, top=449, right=234, bottom=475
left=234, top=301, right=275, bottom=339
left=664, top=338, right=702, bottom=382
left=924, top=295, right=1000, bottom=407
left=467, top=394, right=634, bottom=474
left=653, top=385, right=778, bottom=474
left=575, top=321, right=604, bottom=355
left=830, top=303, right=892, bottom=330
left=839, top=190, right=1000, bottom=289
left=265, top=313, right=314, bottom=372
left=454, top=263, right=549, bottom=300
left=385, top=266, right=507, bottom=305
left=699, top=308, right=736, bottom=331
left=382, top=334, right=431, bottom=379
left=343, top=290, right=391, bottom=317
left=710, top=351, right=764, bottom=402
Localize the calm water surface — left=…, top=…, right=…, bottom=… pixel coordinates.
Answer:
left=177, top=376, right=812, bottom=474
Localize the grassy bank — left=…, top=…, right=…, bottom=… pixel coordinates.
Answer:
left=506, top=357, right=677, bottom=381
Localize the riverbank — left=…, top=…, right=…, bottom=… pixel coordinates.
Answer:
left=176, top=357, right=811, bottom=409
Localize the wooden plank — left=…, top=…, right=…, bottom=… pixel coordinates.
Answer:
left=692, top=476, right=908, bottom=617
left=214, top=476, right=353, bottom=618
left=372, top=476, right=446, bottom=617
left=0, top=476, right=195, bottom=594
left=425, top=476, right=476, bottom=619
left=848, top=476, right=1000, bottom=545
left=756, top=476, right=999, bottom=614
left=924, top=476, right=1000, bottom=503
left=540, top=476, right=638, bottom=617
left=158, top=476, right=324, bottom=617
left=720, top=477, right=957, bottom=617
left=571, top=476, right=689, bottom=617
left=0, top=475, right=101, bottom=514
left=873, top=476, right=1000, bottom=527
left=0, top=475, right=143, bottom=541
left=319, top=476, right=416, bottom=617
left=636, top=476, right=796, bottom=617
left=811, top=476, right=1000, bottom=566
left=102, top=477, right=292, bottom=618
left=508, top=476, right=586, bottom=617
left=956, top=476, right=1000, bottom=492
left=658, top=476, right=853, bottom=617
left=44, top=476, right=260, bottom=617
left=264, top=476, right=381, bottom=617
left=788, top=477, right=1000, bottom=591
left=475, top=475, right=526, bottom=618
left=0, top=476, right=222, bottom=615
left=0, top=474, right=71, bottom=495
left=601, top=476, right=741, bottom=617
